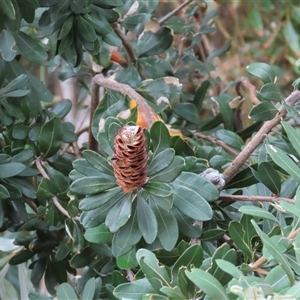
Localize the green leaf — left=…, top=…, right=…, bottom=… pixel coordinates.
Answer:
left=112, top=203, right=142, bottom=257
left=285, top=280, right=300, bottom=297
left=149, top=156, right=184, bottom=183
left=0, top=184, right=10, bottom=199
left=70, top=176, right=116, bottom=195
left=0, top=29, right=17, bottom=61
left=151, top=202, right=178, bottom=251
left=283, top=21, right=300, bottom=56
left=174, top=172, right=219, bottom=202
left=65, top=219, right=84, bottom=252
left=265, top=265, right=291, bottom=293
left=171, top=182, right=213, bottom=221
left=228, top=221, right=252, bottom=258
left=252, top=220, right=294, bottom=284
left=138, top=57, right=173, bottom=79
left=282, top=121, right=300, bottom=158
left=79, top=187, right=122, bottom=211
left=113, top=278, right=156, bottom=299
left=116, top=247, right=138, bottom=269
left=201, top=228, right=226, bottom=241
left=37, top=178, right=60, bottom=200
left=78, top=15, right=97, bottom=42
left=266, top=144, right=300, bottom=184
left=193, top=80, right=210, bottom=110
left=215, top=259, right=245, bottom=279
left=160, top=286, right=186, bottom=300
left=136, top=249, right=171, bottom=291
left=249, top=101, right=278, bottom=121
left=185, top=268, right=229, bottom=300
left=105, top=193, right=132, bottom=232
left=260, top=83, right=284, bottom=102
left=173, top=103, right=199, bottom=124
left=280, top=201, right=300, bottom=220
left=246, top=62, right=276, bottom=84
left=28, top=292, right=52, bottom=300
left=56, top=283, right=78, bottom=300
left=137, top=194, right=157, bottom=244
left=172, top=244, right=203, bottom=286
left=148, top=148, right=175, bottom=176
left=14, top=32, right=48, bottom=63
left=0, top=162, right=26, bottom=179
left=83, top=150, right=114, bottom=176
left=84, top=224, right=113, bottom=244
left=120, top=13, right=151, bottom=34
left=82, top=278, right=95, bottom=300
left=258, top=162, right=281, bottom=194
left=136, top=27, right=173, bottom=57
left=207, top=39, right=231, bottom=60
left=145, top=182, right=172, bottom=198
left=150, top=121, right=170, bottom=157
left=239, top=205, right=279, bottom=223
left=38, top=117, right=62, bottom=158
left=0, top=0, right=16, bottom=19
left=215, top=94, right=235, bottom=131
left=215, top=129, right=244, bottom=151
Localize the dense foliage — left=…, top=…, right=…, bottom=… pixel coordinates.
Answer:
left=1, top=1, right=300, bottom=299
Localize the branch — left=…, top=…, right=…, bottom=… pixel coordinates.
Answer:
left=158, top=0, right=193, bottom=25
left=236, top=76, right=260, bottom=106
left=223, top=90, right=300, bottom=184
left=193, top=131, right=240, bottom=157
left=92, top=76, right=156, bottom=129
left=36, top=157, right=79, bottom=220
left=219, top=194, right=295, bottom=204
left=114, top=25, right=137, bottom=64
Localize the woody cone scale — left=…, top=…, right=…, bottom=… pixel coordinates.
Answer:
left=111, top=126, right=148, bottom=193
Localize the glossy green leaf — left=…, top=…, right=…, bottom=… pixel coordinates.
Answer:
left=79, top=187, right=122, bottom=211
left=70, top=247, right=96, bottom=268
left=15, top=32, right=48, bottom=63
left=78, top=15, right=97, bottom=42
left=228, top=221, right=252, bottom=258
left=282, top=121, right=300, bottom=158
left=145, top=182, right=172, bottom=198
left=120, top=13, right=151, bottom=34
left=201, top=228, right=226, bottom=241
left=0, top=184, right=9, bottom=199
left=82, top=278, right=95, bottom=300
left=185, top=268, right=228, bottom=299
left=173, top=103, right=199, bottom=124
left=215, top=129, right=244, bottom=150
left=83, top=150, right=114, bottom=175
left=249, top=101, right=278, bottom=121
left=260, top=83, right=284, bottom=101
left=215, top=94, right=235, bottom=130
left=265, top=265, right=291, bottom=293
left=193, top=80, right=210, bottom=110
left=266, top=144, right=300, bottom=184
left=225, top=165, right=259, bottom=188
left=148, top=192, right=173, bottom=212
left=112, top=203, right=142, bottom=257
left=57, top=283, right=78, bottom=300
left=160, top=286, right=186, bottom=300
left=0, top=29, right=17, bottom=61
left=172, top=244, right=203, bottom=286
left=70, top=176, right=116, bottom=195
left=0, top=162, right=26, bottom=179
left=105, top=193, right=132, bottom=232
left=151, top=202, right=178, bottom=251
left=150, top=121, right=170, bottom=157
left=65, top=218, right=84, bottom=252
left=116, top=247, right=138, bottom=269
left=252, top=220, right=294, bottom=284
left=113, top=278, right=156, bottom=299
left=239, top=205, right=279, bottom=223
left=172, top=182, right=212, bottom=221
left=36, top=178, right=60, bottom=200
left=174, top=172, right=219, bottom=202
left=136, top=249, right=171, bottom=291
left=149, top=156, right=184, bottom=183
left=138, top=57, right=173, bottom=79
left=215, top=259, right=245, bottom=279
left=246, top=62, right=275, bottom=84
left=258, top=162, right=281, bottom=194
left=136, top=27, right=173, bottom=57
left=148, top=148, right=175, bottom=176
left=84, top=224, right=113, bottom=244
left=38, top=117, right=62, bottom=158
left=0, top=0, right=16, bottom=19
left=137, top=195, right=157, bottom=244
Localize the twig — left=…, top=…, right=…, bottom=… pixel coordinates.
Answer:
left=114, top=25, right=136, bottom=64
left=72, top=142, right=81, bottom=158
left=92, top=76, right=156, bottom=129
left=158, top=0, right=193, bottom=25
left=126, top=269, right=135, bottom=282
left=223, top=90, right=300, bottom=185
left=193, top=131, right=240, bottom=157
left=36, top=157, right=79, bottom=220
left=22, top=197, right=38, bottom=213
left=219, top=194, right=295, bottom=204
left=76, top=126, right=89, bottom=136
left=236, top=76, right=260, bottom=106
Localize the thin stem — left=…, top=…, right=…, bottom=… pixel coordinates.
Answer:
left=193, top=131, right=240, bottom=157
left=223, top=90, right=300, bottom=184
left=236, top=76, right=260, bottom=106
left=114, top=25, right=137, bottom=64
left=36, top=157, right=79, bottom=220
left=89, top=77, right=100, bottom=151
left=92, top=76, right=156, bottom=129
left=158, top=0, right=193, bottom=25
left=219, top=194, right=295, bottom=204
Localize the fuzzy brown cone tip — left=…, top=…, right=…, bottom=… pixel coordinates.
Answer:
left=111, top=125, right=148, bottom=193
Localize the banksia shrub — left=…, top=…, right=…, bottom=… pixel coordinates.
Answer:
left=110, top=125, right=148, bottom=193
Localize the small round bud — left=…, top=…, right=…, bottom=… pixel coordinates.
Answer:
left=200, top=168, right=225, bottom=190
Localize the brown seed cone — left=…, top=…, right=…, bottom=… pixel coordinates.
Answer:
left=110, top=125, right=148, bottom=193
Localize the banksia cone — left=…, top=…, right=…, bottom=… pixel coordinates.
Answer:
left=110, top=125, right=148, bottom=193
